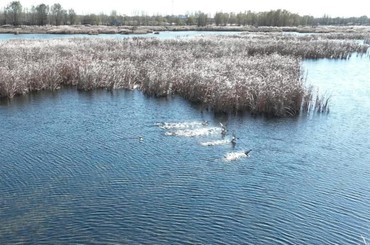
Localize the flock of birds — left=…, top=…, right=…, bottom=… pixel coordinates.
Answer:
left=153, top=120, right=252, bottom=161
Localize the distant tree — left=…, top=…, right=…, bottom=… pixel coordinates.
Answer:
left=214, top=12, right=223, bottom=26
left=214, top=12, right=230, bottom=26
left=109, top=10, right=118, bottom=25
left=22, top=7, right=31, bottom=25
left=236, top=12, right=246, bottom=26
left=196, top=12, right=207, bottom=26
left=358, top=15, right=369, bottom=25
left=185, top=15, right=196, bottom=25
left=1, top=5, right=368, bottom=27
left=248, top=11, right=258, bottom=26
left=154, top=15, right=166, bottom=25
left=26, top=6, right=37, bottom=25
left=51, top=3, right=64, bottom=25
left=175, top=17, right=185, bottom=25
left=81, top=14, right=100, bottom=25
left=300, top=15, right=314, bottom=26
left=97, top=13, right=108, bottom=25
left=167, top=15, right=188, bottom=26
left=228, top=12, right=237, bottom=25
left=67, top=9, right=77, bottom=25
left=35, top=4, right=48, bottom=25
left=5, top=1, right=22, bottom=26
left=0, top=9, right=6, bottom=25
left=140, top=12, right=149, bottom=26
left=321, top=14, right=330, bottom=25
left=121, top=15, right=129, bottom=25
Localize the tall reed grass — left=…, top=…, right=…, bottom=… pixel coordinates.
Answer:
left=1, top=35, right=366, bottom=116
left=365, top=36, right=370, bottom=45
left=239, top=33, right=369, bottom=59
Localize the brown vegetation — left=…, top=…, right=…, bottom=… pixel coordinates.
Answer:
left=1, top=24, right=370, bottom=35
left=1, top=34, right=368, bottom=116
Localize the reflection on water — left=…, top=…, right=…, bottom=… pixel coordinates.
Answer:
left=1, top=57, right=370, bottom=244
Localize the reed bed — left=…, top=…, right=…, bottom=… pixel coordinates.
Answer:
left=239, top=33, right=369, bottom=59
left=317, top=33, right=370, bottom=41
left=365, top=36, right=370, bottom=45
left=2, top=25, right=370, bottom=35
left=1, top=35, right=365, bottom=116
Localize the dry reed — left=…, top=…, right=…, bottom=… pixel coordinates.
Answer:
left=1, top=35, right=361, bottom=116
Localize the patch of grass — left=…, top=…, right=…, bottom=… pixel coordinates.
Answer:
left=2, top=35, right=359, bottom=116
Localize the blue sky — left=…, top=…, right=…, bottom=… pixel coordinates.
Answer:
left=2, top=0, right=370, bottom=17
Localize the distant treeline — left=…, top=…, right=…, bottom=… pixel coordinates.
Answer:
left=1, top=1, right=370, bottom=27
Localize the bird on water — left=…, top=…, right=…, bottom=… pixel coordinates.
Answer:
left=244, top=149, right=252, bottom=156
left=220, top=122, right=227, bottom=136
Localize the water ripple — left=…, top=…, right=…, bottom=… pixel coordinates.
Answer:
left=1, top=71, right=370, bottom=245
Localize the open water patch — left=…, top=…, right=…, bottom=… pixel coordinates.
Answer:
left=1, top=55, right=370, bottom=244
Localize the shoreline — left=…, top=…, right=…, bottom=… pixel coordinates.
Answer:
left=1, top=24, right=370, bottom=35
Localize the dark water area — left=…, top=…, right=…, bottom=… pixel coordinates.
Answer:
left=0, top=31, right=240, bottom=41
left=1, top=54, right=370, bottom=243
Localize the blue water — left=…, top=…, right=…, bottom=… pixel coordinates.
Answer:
left=0, top=31, right=240, bottom=41
left=1, top=52, right=370, bottom=243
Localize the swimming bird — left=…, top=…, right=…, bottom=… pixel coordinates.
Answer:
left=244, top=149, right=252, bottom=156
left=231, top=136, right=236, bottom=144
left=220, top=122, right=227, bottom=135
left=139, top=136, right=144, bottom=142
left=231, top=132, right=237, bottom=145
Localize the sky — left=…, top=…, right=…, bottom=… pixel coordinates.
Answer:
left=2, top=0, right=370, bottom=17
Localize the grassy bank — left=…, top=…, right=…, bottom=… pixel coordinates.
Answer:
left=1, top=24, right=370, bottom=35
left=1, top=35, right=367, bottom=116
left=0, top=25, right=244, bottom=35
left=234, top=34, right=369, bottom=59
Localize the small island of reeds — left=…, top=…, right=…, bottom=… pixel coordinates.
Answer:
left=0, top=33, right=368, bottom=117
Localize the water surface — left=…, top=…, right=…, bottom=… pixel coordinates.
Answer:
left=1, top=54, right=370, bottom=244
